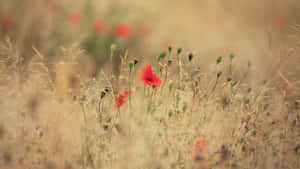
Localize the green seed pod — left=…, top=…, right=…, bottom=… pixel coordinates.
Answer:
left=177, top=48, right=182, bottom=55
left=159, top=52, right=166, bottom=59
left=129, top=62, right=134, bottom=69
left=216, top=56, right=222, bottom=64
left=168, top=46, right=172, bottom=52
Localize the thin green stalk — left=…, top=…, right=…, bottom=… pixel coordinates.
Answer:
left=229, top=53, right=235, bottom=77
left=161, top=51, right=171, bottom=92
left=128, top=68, right=132, bottom=109
left=156, top=57, right=160, bottom=75
left=177, top=48, right=182, bottom=88
left=147, top=87, right=154, bottom=114
left=128, top=62, right=134, bottom=114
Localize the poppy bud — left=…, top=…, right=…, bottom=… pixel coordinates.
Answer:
left=188, top=53, right=194, bottom=62
left=159, top=52, right=166, bottom=59
left=230, top=53, right=235, bottom=59
left=177, top=48, right=182, bottom=55
left=168, top=46, right=172, bottom=52
left=129, top=62, right=134, bottom=69
left=216, top=56, right=222, bottom=64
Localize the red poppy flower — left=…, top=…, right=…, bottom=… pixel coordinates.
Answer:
left=93, top=19, right=106, bottom=33
left=273, top=13, right=287, bottom=30
left=113, top=23, right=132, bottom=38
left=115, top=90, right=131, bottom=108
left=1, top=15, right=13, bottom=28
left=138, top=64, right=162, bottom=87
left=68, top=12, right=82, bottom=24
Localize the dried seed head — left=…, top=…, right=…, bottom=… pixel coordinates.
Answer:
left=168, top=60, right=172, bottom=66
left=217, top=71, right=222, bottom=78
left=134, top=59, right=138, bottom=65
left=103, top=125, right=109, bottom=131
left=188, top=53, right=194, bottom=62
left=104, top=87, right=110, bottom=93
left=100, top=91, right=106, bottom=99
left=216, top=56, right=222, bottom=64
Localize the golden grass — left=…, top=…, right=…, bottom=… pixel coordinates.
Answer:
left=0, top=36, right=299, bottom=169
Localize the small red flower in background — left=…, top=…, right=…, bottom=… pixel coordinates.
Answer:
left=113, top=23, right=132, bottom=38
left=273, top=13, right=287, bottom=30
left=138, top=64, right=162, bottom=87
left=191, top=138, right=207, bottom=160
left=137, top=24, right=151, bottom=37
left=115, top=90, right=131, bottom=108
left=93, top=19, right=106, bottom=33
left=1, top=15, right=13, bottom=28
left=194, top=139, right=207, bottom=153
left=49, top=2, right=61, bottom=12
left=281, top=83, right=296, bottom=96
left=68, top=12, right=82, bottom=24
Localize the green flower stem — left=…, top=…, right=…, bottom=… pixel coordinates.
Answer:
left=156, top=57, right=161, bottom=75
left=177, top=52, right=181, bottom=88
left=128, top=67, right=132, bottom=110
left=161, top=52, right=171, bottom=92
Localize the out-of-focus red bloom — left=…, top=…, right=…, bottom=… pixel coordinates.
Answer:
left=49, top=2, right=61, bottom=12
left=138, top=64, right=162, bottom=87
left=191, top=138, right=207, bottom=160
left=115, top=90, right=131, bottom=108
left=1, top=15, right=13, bottom=28
left=194, top=139, right=207, bottom=153
left=273, top=13, right=287, bottom=30
left=113, top=23, right=132, bottom=38
left=93, top=19, right=106, bottom=33
left=137, top=24, right=151, bottom=37
left=68, top=12, right=82, bottom=24
left=281, top=83, right=295, bottom=96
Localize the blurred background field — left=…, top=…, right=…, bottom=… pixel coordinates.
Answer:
left=0, top=0, right=299, bottom=169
